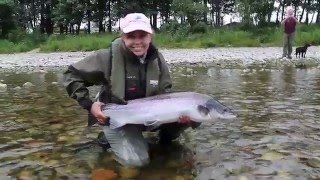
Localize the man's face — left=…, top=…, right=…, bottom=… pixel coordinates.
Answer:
left=121, top=30, right=152, bottom=57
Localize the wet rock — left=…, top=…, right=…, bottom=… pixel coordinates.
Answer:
left=254, top=166, right=276, bottom=175
left=194, top=147, right=223, bottom=166
left=0, top=82, right=7, bottom=91
left=174, top=175, right=186, bottom=180
left=306, top=157, right=320, bottom=168
left=260, top=151, right=284, bottom=161
left=119, top=167, right=140, bottom=178
left=13, top=86, right=22, bottom=91
left=165, top=160, right=180, bottom=168
left=18, top=170, right=36, bottom=180
left=57, top=136, right=68, bottom=142
left=38, top=69, right=47, bottom=73
left=91, top=168, right=118, bottom=180
left=197, top=166, right=226, bottom=179
left=22, top=82, right=34, bottom=88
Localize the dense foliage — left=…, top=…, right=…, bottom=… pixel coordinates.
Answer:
left=0, top=0, right=320, bottom=52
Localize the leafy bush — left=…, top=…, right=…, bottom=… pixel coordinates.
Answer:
left=190, top=22, right=208, bottom=34
left=159, top=20, right=190, bottom=39
left=298, top=24, right=320, bottom=32
left=7, top=28, right=46, bottom=46
left=40, top=33, right=117, bottom=52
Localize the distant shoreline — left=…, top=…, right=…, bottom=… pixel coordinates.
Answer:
left=0, top=46, right=319, bottom=71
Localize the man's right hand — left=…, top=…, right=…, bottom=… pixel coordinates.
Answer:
left=90, top=102, right=108, bottom=124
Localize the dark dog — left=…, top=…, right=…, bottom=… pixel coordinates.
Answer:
left=295, top=43, right=311, bottom=58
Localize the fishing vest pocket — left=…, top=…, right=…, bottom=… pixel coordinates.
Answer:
left=125, top=78, right=144, bottom=100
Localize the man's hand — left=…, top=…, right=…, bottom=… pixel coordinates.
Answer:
left=178, top=115, right=192, bottom=124
left=90, top=102, right=107, bottom=124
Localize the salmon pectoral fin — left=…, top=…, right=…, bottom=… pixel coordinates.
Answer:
left=144, top=120, right=160, bottom=126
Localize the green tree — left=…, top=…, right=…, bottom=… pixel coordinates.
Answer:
left=253, top=0, right=275, bottom=26
left=171, top=0, right=208, bottom=26
left=236, top=0, right=255, bottom=26
left=53, top=0, right=84, bottom=34
left=210, top=0, right=235, bottom=26
left=0, top=0, right=15, bottom=38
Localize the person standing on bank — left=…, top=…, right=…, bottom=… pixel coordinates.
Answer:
left=63, top=13, right=197, bottom=167
left=281, top=6, right=299, bottom=59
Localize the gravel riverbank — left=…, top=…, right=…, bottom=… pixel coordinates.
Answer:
left=0, top=46, right=319, bottom=70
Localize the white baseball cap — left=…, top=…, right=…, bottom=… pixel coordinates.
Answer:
left=286, top=6, right=294, bottom=16
left=120, top=13, right=153, bottom=34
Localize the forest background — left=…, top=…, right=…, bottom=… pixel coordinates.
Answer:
left=0, top=0, right=320, bottom=53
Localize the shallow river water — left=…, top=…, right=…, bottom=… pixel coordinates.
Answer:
left=0, top=64, right=320, bottom=179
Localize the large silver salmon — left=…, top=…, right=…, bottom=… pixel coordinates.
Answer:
left=101, top=92, right=236, bottom=129
left=102, top=92, right=236, bottom=129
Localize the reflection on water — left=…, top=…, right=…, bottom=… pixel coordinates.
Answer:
left=0, top=65, right=320, bottom=179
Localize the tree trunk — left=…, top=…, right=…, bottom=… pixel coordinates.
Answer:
left=151, top=0, right=157, bottom=30
left=267, top=0, right=276, bottom=23
left=31, top=0, right=36, bottom=30
left=99, top=21, right=104, bottom=32
left=70, top=24, right=73, bottom=34
left=304, top=0, right=311, bottom=24
left=65, top=25, right=68, bottom=34
left=87, top=21, right=91, bottom=34
left=209, top=0, right=214, bottom=25
left=243, top=0, right=251, bottom=26
left=45, top=4, right=54, bottom=35
left=210, top=0, right=221, bottom=26
left=97, top=0, right=106, bottom=32
left=87, top=0, right=92, bottom=34
left=276, top=5, right=280, bottom=23
left=46, top=17, right=53, bottom=35
left=216, top=11, right=221, bottom=26
left=316, top=0, right=320, bottom=23
left=107, top=0, right=112, bottom=32
left=59, top=24, right=64, bottom=34
left=180, top=16, right=184, bottom=24
left=76, top=23, right=80, bottom=34
left=317, top=7, right=320, bottom=23
left=151, top=15, right=157, bottom=31
left=299, top=0, right=307, bottom=22
left=162, top=0, right=170, bottom=23
left=203, top=0, right=208, bottom=24
left=310, top=11, right=315, bottom=23
left=40, top=3, right=45, bottom=34
left=152, top=13, right=157, bottom=31
left=281, top=1, right=285, bottom=21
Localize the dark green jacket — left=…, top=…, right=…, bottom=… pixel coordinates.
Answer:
left=63, top=38, right=172, bottom=111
